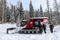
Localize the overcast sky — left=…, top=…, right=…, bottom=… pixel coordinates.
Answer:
left=7, top=0, right=60, bottom=11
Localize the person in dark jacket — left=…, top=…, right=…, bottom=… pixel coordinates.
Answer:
left=43, top=24, right=46, bottom=33
left=38, top=20, right=43, bottom=33
left=49, top=24, right=54, bottom=33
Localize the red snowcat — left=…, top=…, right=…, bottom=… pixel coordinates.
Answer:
left=18, top=17, right=48, bottom=34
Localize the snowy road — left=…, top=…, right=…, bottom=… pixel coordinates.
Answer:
left=0, top=23, right=60, bottom=40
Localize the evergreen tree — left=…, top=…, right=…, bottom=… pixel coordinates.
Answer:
left=35, top=9, right=40, bottom=17
left=10, top=5, right=15, bottom=23
left=54, top=0, right=59, bottom=16
left=6, top=7, right=10, bottom=22
left=49, top=8, right=52, bottom=22
left=54, top=0, right=59, bottom=24
left=35, top=10, right=38, bottom=17
left=40, top=5, right=43, bottom=17
left=20, top=2, right=24, bottom=20
left=29, top=1, right=34, bottom=18
left=46, top=0, right=51, bottom=24
left=18, top=2, right=24, bottom=20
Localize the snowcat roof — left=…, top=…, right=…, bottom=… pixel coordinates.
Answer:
left=30, top=17, right=48, bottom=19
left=22, top=20, right=27, bottom=21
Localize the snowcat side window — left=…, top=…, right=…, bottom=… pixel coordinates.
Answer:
left=34, top=19, right=40, bottom=27
left=20, top=21, right=26, bottom=26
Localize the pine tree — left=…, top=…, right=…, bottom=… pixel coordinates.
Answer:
left=29, top=1, right=34, bottom=18
left=40, top=5, right=44, bottom=17
left=20, top=2, right=24, bottom=20
left=54, top=0, right=60, bottom=24
left=35, top=10, right=38, bottom=17
left=49, top=8, right=52, bottom=23
left=46, top=0, right=51, bottom=24
left=6, top=7, right=10, bottom=22
left=35, top=9, right=40, bottom=17
left=17, top=2, right=24, bottom=20
left=10, top=5, right=15, bottom=23
left=54, top=0, right=59, bottom=16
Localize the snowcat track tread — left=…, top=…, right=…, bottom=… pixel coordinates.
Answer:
left=19, top=31, right=41, bottom=34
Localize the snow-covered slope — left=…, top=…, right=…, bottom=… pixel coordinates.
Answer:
left=0, top=23, right=60, bottom=40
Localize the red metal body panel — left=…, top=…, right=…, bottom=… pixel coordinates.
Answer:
left=20, top=17, right=48, bottom=29
left=30, top=19, right=34, bottom=28
left=21, top=20, right=29, bottom=29
left=26, top=20, right=29, bottom=28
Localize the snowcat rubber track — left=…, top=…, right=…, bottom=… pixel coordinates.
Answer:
left=18, top=28, right=43, bottom=34
left=19, top=31, right=39, bottom=34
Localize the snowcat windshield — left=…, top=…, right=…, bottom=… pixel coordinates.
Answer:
left=20, top=21, right=26, bottom=26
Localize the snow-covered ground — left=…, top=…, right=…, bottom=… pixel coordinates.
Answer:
left=0, top=23, right=60, bottom=40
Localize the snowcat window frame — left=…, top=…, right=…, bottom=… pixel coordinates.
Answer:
left=20, top=21, right=26, bottom=27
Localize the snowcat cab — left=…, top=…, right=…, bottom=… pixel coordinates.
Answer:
left=29, top=17, right=48, bottom=28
